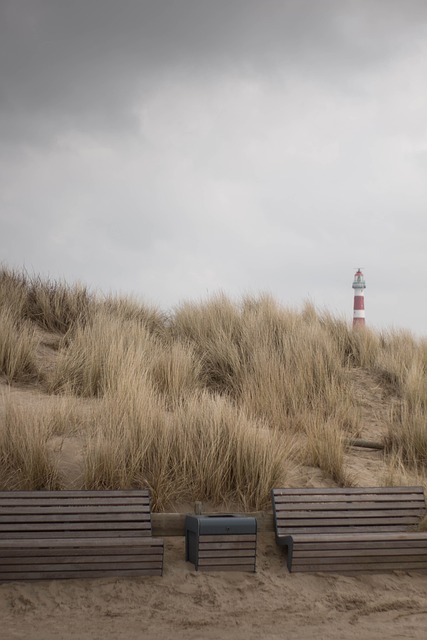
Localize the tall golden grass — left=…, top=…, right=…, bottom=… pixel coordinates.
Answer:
left=0, top=398, right=62, bottom=489
left=0, top=266, right=92, bottom=333
left=0, top=305, right=39, bottom=382
left=1, top=266, right=427, bottom=507
left=84, top=388, right=297, bottom=510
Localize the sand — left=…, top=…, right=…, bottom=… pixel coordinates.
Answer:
left=1, top=535, right=427, bottom=640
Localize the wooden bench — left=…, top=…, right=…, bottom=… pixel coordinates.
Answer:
left=0, top=490, right=164, bottom=581
left=272, top=486, right=427, bottom=573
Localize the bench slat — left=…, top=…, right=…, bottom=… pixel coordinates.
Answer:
left=0, top=523, right=151, bottom=533
left=274, top=501, right=425, bottom=511
left=198, top=534, right=256, bottom=543
left=0, top=490, right=151, bottom=498
left=291, top=561, right=427, bottom=572
left=197, top=541, right=256, bottom=551
left=0, top=505, right=150, bottom=515
left=277, top=516, right=421, bottom=526
left=288, top=531, right=427, bottom=543
left=1, top=549, right=164, bottom=563
left=277, top=525, right=419, bottom=535
left=293, top=547, right=427, bottom=558
left=0, top=531, right=150, bottom=539
left=0, top=568, right=163, bottom=580
left=274, top=494, right=425, bottom=503
left=273, top=486, right=424, bottom=495
left=197, top=556, right=255, bottom=566
left=198, top=549, right=255, bottom=558
left=0, top=537, right=163, bottom=548
left=0, top=498, right=150, bottom=507
left=0, top=513, right=151, bottom=523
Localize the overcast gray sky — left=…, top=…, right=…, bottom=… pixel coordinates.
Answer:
left=1, top=1, right=427, bottom=335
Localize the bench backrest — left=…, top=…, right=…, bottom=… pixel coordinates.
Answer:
left=0, top=490, right=154, bottom=539
left=272, top=486, right=426, bottom=537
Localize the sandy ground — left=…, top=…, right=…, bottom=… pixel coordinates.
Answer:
left=1, top=535, right=427, bottom=640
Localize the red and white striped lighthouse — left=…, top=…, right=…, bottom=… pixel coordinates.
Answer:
left=352, top=268, right=366, bottom=328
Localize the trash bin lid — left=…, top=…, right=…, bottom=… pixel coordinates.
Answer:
left=186, top=514, right=257, bottom=535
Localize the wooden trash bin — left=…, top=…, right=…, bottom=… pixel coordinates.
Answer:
left=185, top=515, right=257, bottom=572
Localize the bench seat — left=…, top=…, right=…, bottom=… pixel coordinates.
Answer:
left=272, top=486, right=427, bottom=573
left=0, top=490, right=164, bottom=581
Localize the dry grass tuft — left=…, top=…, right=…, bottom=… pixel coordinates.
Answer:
left=0, top=398, right=62, bottom=489
left=46, top=310, right=156, bottom=397
left=0, top=265, right=93, bottom=334
left=302, top=414, right=354, bottom=486
left=84, top=388, right=297, bottom=510
left=0, top=305, right=40, bottom=382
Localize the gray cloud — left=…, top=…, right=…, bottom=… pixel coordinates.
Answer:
left=1, top=1, right=427, bottom=334
left=2, top=0, right=426, bottom=144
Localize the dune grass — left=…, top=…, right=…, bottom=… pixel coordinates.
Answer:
left=84, top=388, right=297, bottom=510
left=0, top=265, right=93, bottom=334
left=302, top=414, right=354, bottom=486
left=0, top=305, right=40, bottom=383
left=2, top=266, right=427, bottom=507
left=0, top=398, right=62, bottom=490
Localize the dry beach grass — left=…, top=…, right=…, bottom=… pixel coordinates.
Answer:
left=1, top=265, right=427, bottom=639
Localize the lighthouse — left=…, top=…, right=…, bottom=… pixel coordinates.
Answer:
left=352, top=268, right=366, bottom=328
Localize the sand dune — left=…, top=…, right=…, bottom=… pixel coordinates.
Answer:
left=2, top=278, right=427, bottom=639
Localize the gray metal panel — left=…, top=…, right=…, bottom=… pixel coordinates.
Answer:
left=186, top=515, right=256, bottom=535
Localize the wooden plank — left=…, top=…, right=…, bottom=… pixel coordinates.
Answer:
left=291, top=561, right=427, bottom=572
left=277, top=524, right=422, bottom=535
left=277, top=509, right=423, bottom=526
left=293, top=547, right=427, bottom=558
left=198, top=534, right=257, bottom=543
left=0, top=493, right=150, bottom=499
left=0, top=560, right=163, bottom=572
left=197, top=541, right=256, bottom=550
left=274, top=492, right=425, bottom=502
left=0, top=546, right=163, bottom=563
left=275, top=501, right=425, bottom=511
left=0, top=568, right=162, bottom=580
left=199, top=556, right=255, bottom=566
left=293, top=553, right=427, bottom=564
left=278, top=517, right=420, bottom=526
left=195, top=564, right=255, bottom=572
left=1, top=552, right=164, bottom=565
left=0, top=490, right=151, bottom=498
left=0, top=531, right=151, bottom=539
left=198, top=550, right=255, bottom=558
left=273, top=486, right=424, bottom=495
left=0, top=513, right=151, bottom=523
left=0, top=499, right=151, bottom=509
left=0, top=506, right=151, bottom=515
left=0, top=537, right=163, bottom=548
left=296, top=543, right=427, bottom=553
left=274, top=497, right=425, bottom=508
left=0, top=522, right=151, bottom=532
left=290, top=532, right=427, bottom=543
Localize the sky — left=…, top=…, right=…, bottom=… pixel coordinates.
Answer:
left=1, top=1, right=427, bottom=336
